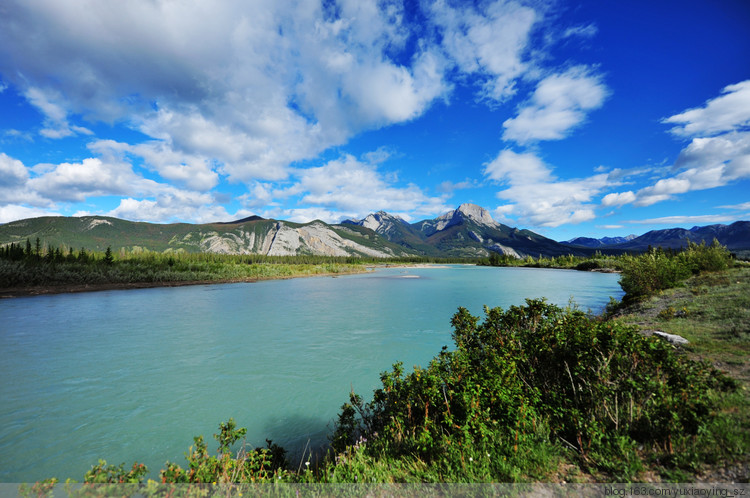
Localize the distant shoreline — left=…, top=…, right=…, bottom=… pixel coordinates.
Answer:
left=0, top=263, right=620, bottom=299
left=0, top=268, right=370, bottom=299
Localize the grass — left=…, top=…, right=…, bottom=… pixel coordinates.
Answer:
left=611, top=264, right=750, bottom=480
left=615, top=265, right=750, bottom=381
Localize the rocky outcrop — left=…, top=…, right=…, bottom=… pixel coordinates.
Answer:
left=418, top=203, right=499, bottom=237
left=190, top=221, right=396, bottom=257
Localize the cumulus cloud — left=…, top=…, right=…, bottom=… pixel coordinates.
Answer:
left=483, top=149, right=611, bottom=227
left=502, top=66, right=608, bottom=144
left=601, top=191, right=636, bottom=207
left=270, top=153, right=451, bottom=222
left=484, top=149, right=551, bottom=184
left=107, top=191, right=230, bottom=224
left=663, top=80, right=750, bottom=137
left=0, top=0, right=620, bottom=225
left=89, top=139, right=220, bottom=191
left=603, top=81, right=750, bottom=210
left=426, top=0, right=540, bottom=101
left=0, top=0, right=456, bottom=184
left=0, top=152, right=29, bottom=188
left=0, top=205, right=61, bottom=224
left=0, top=149, right=232, bottom=224
left=27, top=157, right=155, bottom=203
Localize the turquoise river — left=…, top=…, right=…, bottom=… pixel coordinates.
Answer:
left=0, top=265, right=623, bottom=482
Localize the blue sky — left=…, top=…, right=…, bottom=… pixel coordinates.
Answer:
left=1, top=0, right=749, bottom=241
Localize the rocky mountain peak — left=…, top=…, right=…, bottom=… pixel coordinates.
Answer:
left=455, top=203, right=497, bottom=226
left=355, top=211, right=408, bottom=234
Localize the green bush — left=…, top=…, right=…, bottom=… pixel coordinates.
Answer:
left=159, top=418, right=288, bottom=484
left=619, top=240, right=732, bottom=300
left=331, top=299, right=735, bottom=480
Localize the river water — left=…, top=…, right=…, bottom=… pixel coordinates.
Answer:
left=0, top=265, right=622, bottom=482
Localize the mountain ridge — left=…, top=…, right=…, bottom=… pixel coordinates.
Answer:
left=2, top=206, right=749, bottom=258
left=345, top=203, right=587, bottom=258
left=562, top=221, right=750, bottom=252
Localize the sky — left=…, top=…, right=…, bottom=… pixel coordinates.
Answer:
left=1, top=0, right=749, bottom=241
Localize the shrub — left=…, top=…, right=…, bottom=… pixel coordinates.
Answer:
left=160, top=418, right=288, bottom=484
left=332, top=299, right=735, bottom=480
left=619, top=241, right=733, bottom=300
left=680, top=239, right=731, bottom=274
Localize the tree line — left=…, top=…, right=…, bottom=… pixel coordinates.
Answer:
left=0, top=238, right=111, bottom=265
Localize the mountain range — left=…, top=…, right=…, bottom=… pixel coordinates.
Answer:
left=1, top=203, right=748, bottom=259
left=564, top=235, right=637, bottom=248
left=563, top=222, right=750, bottom=252
left=342, top=204, right=584, bottom=258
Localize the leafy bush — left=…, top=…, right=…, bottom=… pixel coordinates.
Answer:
left=331, top=299, right=735, bottom=480
left=160, top=418, right=288, bottom=484
left=681, top=239, right=731, bottom=274
left=619, top=241, right=732, bottom=300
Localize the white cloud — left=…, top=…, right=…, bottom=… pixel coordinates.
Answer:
left=0, top=205, right=60, bottom=224
left=484, top=149, right=551, bottom=184
left=435, top=178, right=479, bottom=194
left=27, top=157, right=153, bottom=203
left=563, top=24, right=598, bottom=39
left=483, top=149, right=611, bottom=227
left=24, top=87, right=93, bottom=139
left=719, top=201, right=750, bottom=210
left=502, top=66, right=608, bottom=144
left=663, top=80, right=750, bottom=137
left=606, top=83, right=750, bottom=210
left=0, top=0, right=460, bottom=183
left=673, top=132, right=750, bottom=181
left=628, top=214, right=741, bottom=225
left=0, top=153, right=29, bottom=188
left=0, top=154, right=53, bottom=206
left=272, top=207, right=349, bottom=224
left=271, top=153, right=450, bottom=222
left=107, top=192, right=230, bottom=224
left=426, top=0, right=539, bottom=101
left=601, top=191, right=635, bottom=207
left=239, top=183, right=278, bottom=211
left=0, top=0, right=630, bottom=227
left=0, top=150, right=229, bottom=224
left=634, top=178, right=691, bottom=206
left=89, top=139, right=220, bottom=191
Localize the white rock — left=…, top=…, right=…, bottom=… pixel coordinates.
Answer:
left=652, top=331, right=689, bottom=345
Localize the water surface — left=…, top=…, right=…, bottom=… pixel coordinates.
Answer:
left=0, top=265, right=622, bottom=481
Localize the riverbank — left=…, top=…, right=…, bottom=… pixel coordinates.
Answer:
left=0, top=270, right=370, bottom=298
left=0, top=259, right=372, bottom=298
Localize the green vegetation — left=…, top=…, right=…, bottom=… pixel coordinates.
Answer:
left=478, top=240, right=738, bottom=285
left=323, top=300, right=739, bottom=483
left=479, top=249, right=623, bottom=272
left=15, top=239, right=750, bottom=488
left=0, top=240, right=369, bottom=291
left=0, top=237, right=476, bottom=293
left=617, top=241, right=732, bottom=301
